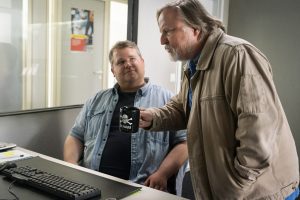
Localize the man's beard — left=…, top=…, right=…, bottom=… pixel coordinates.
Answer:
left=165, top=46, right=179, bottom=61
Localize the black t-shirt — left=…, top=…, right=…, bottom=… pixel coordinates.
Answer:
left=98, top=90, right=136, bottom=180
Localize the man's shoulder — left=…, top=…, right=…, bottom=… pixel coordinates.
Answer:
left=86, top=88, right=114, bottom=104
left=218, top=33, right=268, bottom=61
left=139, top=82, right=175, bottom=106
left=220, top=33, right=251, bottom=48
left=147, top=83, right=174, bottom=96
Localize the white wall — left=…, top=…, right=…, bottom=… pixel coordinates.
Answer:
left=137, top=0, right=180, bottom=93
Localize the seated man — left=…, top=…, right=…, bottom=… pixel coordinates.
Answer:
left=63, top=40, right=188, bottom=195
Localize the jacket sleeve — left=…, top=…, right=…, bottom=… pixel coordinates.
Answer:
left=223, top=43, right=280, bottom=186
left=150, top=88, right=188, bottom=132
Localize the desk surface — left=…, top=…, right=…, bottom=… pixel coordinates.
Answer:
left=1, top=147, right=188, bottom=200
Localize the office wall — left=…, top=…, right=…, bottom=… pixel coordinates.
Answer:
left=0, top=107, right=81, bottom=159
left=227, top=0, right=300, bottom=154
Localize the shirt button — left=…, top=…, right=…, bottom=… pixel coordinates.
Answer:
left=103, top=138, right=106, bottom=141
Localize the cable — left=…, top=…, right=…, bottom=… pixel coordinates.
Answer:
left=0, top=180, right=19, bottom=200
left=8, top=180, right=19, bottom=200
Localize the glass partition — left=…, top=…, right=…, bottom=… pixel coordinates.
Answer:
left=0, top=0, right=128, bottom=114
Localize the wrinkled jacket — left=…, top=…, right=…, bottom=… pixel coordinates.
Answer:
left=149, top=28, right=299, bottom=199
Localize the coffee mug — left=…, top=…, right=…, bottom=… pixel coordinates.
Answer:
left=119, top=106, right=140, bottom=133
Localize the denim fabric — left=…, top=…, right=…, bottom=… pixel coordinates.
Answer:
left=286, top=187, right=299, bottom=200
left=70, top=81, right=187, bottom=185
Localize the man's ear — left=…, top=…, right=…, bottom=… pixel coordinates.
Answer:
left=195, top=28, right=202, bottom=41
left=111, top=67, right=115, bottom=77
left=194, top=28, right=200, bottom=36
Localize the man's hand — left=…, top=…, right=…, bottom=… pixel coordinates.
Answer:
left=144, top=171, right=168, bottom=191
left=139, top=108, right=154, bottom=128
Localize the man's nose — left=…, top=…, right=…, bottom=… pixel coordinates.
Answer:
left=124, top=60, right=132, bottom=68
left=160, top=34, right=168, bottom=45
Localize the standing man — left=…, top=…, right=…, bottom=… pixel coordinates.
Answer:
left=139, top=0, right=299, bottom=199
left=64, top=40, right=188, bottom=194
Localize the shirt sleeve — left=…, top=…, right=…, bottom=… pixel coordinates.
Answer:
left=69, top=99, right=91, bottom=142
left=171, top=130, right=187, bottom=145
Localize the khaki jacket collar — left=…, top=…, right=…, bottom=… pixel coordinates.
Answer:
left=184, top=28, right=224, bottom=73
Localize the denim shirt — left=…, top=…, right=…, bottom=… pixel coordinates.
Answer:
left=70, top=81, right=187, bottom=184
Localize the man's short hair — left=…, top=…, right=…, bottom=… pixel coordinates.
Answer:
left=109, top=40, right=142, bottom=65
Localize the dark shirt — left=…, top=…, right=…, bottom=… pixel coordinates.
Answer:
left=99, top=90, right=136, bottom=180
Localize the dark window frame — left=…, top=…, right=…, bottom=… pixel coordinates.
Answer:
left=127, top=0, right=138, bottom=43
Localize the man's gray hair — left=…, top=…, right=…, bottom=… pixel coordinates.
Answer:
left=157, top=0, right=225, bottom=43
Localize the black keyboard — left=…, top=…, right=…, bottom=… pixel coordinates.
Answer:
left=0, top=164, right=101, bottom=200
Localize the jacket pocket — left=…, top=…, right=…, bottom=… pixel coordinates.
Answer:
left=237, top=75, right=267, bottom=113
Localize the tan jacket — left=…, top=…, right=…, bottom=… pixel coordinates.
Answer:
left=150, top=28, right=299, bottom=199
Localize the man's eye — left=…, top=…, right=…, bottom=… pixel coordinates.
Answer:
left=163, top=30, right=169, bottom=35
left=130, top=57, right=136, bottom=62
left=117, top=60, right=125, bottom=65
left=163, top=28, right=175, bottom=36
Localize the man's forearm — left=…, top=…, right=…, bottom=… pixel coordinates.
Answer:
left=63, top=135, right=84, bottom=165
left=156, top=141, right=188, bottom=179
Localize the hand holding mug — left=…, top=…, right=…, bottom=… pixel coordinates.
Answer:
left=139, top=108, right=154, bottom=129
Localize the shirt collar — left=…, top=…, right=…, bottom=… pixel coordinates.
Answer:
left=184, top=28, right=224, bottom=73
left=113, top=78, right=150, bottom=96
